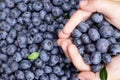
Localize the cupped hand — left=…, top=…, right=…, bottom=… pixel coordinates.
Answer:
left=58, top=0, right=120, bottom=80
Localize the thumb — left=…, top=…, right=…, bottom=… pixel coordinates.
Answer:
left=78, top=71, right=100, bottom=80
left=80, top=0, right=120, bottom=29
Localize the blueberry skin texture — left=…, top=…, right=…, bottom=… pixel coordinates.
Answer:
left=17, top=2, right=27, bottom=12
left=52, top=0, right=62, bottom=6
left=96, top=38, right=110, bottom=53
left=42, top=39, right=54, bottom=51
left=88, top=28, right=100, bottom=41
left=35, top=69, right=44, bottom=77
left=34, top=59, right=43, bottom=68
left=86, top=44, right=96, bottom=53
left=78, top=22, right=90, bottom=32
left=91, top=64, right=103, bottom=72
left=52, top=7, right=63, bottom=17
left=44, top=66, right=52, bottom=74
left=20, top=60, right=31, bottom=69
left=49, top=55, right=59, bottom=66
left=73, top=38, right=82, bottom=46
left=40, top=50, right=50, bottom=62
left=25, top=70, right=35, bottom=80
left=0, top=2, right=6, bottom=10
left=81, top=34, right=91, bottom=44
left=15, top=70, right=25, bottom=80
left=10, top=62, right=19, bottom=72
left=91, top=13, right=103, bottom=23
left=39, top=10, right=47, bottom=20
left=91, top=51, right=101, bottom=65
left=100, top=25, right=114, bottom=38
left=33, top=33, right=43, bottom=43
left=109, top=43, right=120, bottom=55
left=32, top=2, right=43, bottom=11
left=13, top=52, right=22, bottom=62
left=83, top=54, right=92, bottom=65
left=72, top=29, right=82, bottom=38
left=78, top=46, right=85, bottom=55
left=102, top=53, right=111, bottom=64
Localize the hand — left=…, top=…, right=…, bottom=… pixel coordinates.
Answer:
left=58, top=0, right=120, bottom=80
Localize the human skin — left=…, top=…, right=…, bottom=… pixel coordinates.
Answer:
left=58, top=0, right=120, bottom=80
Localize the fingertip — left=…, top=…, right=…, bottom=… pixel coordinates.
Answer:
left=58, top=31, right=69, bottom=39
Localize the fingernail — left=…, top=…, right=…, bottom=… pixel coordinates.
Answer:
left=80, top=0, right=88, bottom=6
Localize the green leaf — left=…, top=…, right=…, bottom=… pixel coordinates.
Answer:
left=100, top=67, right=108, bottom=80
left=28, top=52, right=40, bottom=60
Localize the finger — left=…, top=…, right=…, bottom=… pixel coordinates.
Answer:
left=78, top=71, right=100, bottom=80
left=59, top=39, right=72, bottom=60
left=59, top=10, right=92, bottom=39
left=68, top=44, right=90, bottom=71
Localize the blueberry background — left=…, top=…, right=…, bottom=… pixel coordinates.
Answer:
left=0, top=0, right=80, bottom=80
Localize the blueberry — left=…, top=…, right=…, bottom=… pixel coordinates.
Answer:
left=39, top=10, right=47, bottom=20
left=9, top=29, right=17, bottom=39
left=32, top=17, right=41, bottom=26
left=35, top=69, right=44, bottom=77
left=0, top=53, right=8, bottom=61
left=42, top=39, right=54, bottom=51
left=33, top=33, right=43, bottom=43
left=34, top=59, right=43, bottom=68
left=91, top=51, right=101, bottom=65
left=45, top=14, right=54, bottom=24
left=49, top=55, right=59, bottom=66
left=6, top=36, right=14, bottom=44
left=83, top=54, right=92, bottom=65
left=44, top=66, right=52, bottom=74
left=96, top=38, right=110, bottom=53
left=78, top=22, right=90, bottom=32
left=39, top=24, right=47, bottom=32
left=113, top=29, right=120, bottom=39
left=40, top=74, right=49, bottom=80
left=81, top=34, right=91, bottom=44
left=43, top=2, right=52, bottom=12
left=32, top=12, right=39, bottom=18
left=91, top=64, right=103, bottom=72
left=86, top=44, right=96, bottom=53
left=0, top=31, right=8, bottom=39
left=17, top=17, right=24, bottom=24
left=61, top=76, right=68, bottom=80
left=0, top=12, right=6, bottom=20
left=25, top=70, right=35, bottom=80
left=13, top=52, right=22, bottom=62
left=10, top=8, right=21, bottom=18
left=108, top=37, right=117, bottom=44
left=43, top=32, right=54, bottom=39
left=100, top=25, right=114, bottom=38
left=102, top=53, right=111, bottom=64
left=49, top=74, right=59, bottom=80
left=62, top=3, right=71, bottom=11
left=0, top=2, right=6, bottom=10
left=52, top=0, right=62, bottom=6
left=29, top=28, right=38, bottom=35
left=51, top=47, right=59, bottom=54
left=32, top=2, right=42, bottom=11
left=9, top=75, right=15, bottom=80
left=69, top=9, right=76, bottom=17
left=29, top=44, right=38, bottom=53
left=0, top=22, right=11, bottom=32
left=27, top=36, right=34, bottom=44
left=40, top=50, right=50, bottom=62
left=6, top=17, right=16, bottom=26
left=72, top=29, right=82, bottom=38
left=88, top=28, right=100, bottom=41
left=109, top=43, right=120, bottom=55
left=22, top=11, right=31, bottom=18
left=17, top=2, right=27, bottom=12
left=73, top=38, right=82, bottom=46
left=6, top=44, right=17, bottom=55
left=20, top=60, right=31, bottom=69
left=52, top=7, right=63, bottom=17
left=0, top=40, right=7, bottom=47
left=47, top=25, right=56, bottom=32
left=12, top=0, right=22, bottom=4
left=15, top=70, right=25, bottom=80
left=78, top=46, right=85, bottom=55
left=53, top=66, right=62, bottom=74
left=91, top=13, right=103, bottom=23
left=23, top=0, right=29, bottom=3
left=10, top=62, right=19, bottom=72
left=5, top=0, right=15, bottom=8
left=4, top=67, right=12, bottom=74
left=17, top=35, right=27, bottom=45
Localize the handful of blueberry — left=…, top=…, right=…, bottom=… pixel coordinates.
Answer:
left=72, top=13, right=120, bottom=72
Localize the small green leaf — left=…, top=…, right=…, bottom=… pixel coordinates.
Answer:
left=100, top=67, right=108, bottom=80
left=28, top=52, right=40, bottom=60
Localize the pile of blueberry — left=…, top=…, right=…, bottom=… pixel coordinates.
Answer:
left=0, top=0, right=80, bottom=80
left=72, top=13, right=120, bottom=72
